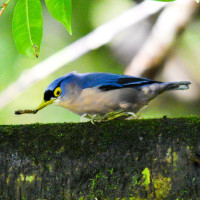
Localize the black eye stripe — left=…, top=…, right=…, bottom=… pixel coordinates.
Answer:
left=44, top=80, right=63, bottom=101
left=44, top=90, right=54, bottom=101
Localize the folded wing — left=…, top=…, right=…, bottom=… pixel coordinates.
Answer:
left=81, top=73, right=160, bottom=91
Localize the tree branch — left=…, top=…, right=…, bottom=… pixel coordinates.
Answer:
left=124, top=0, right=197, bottom=78
left=1, top=117, right=200, bottom=199
left=0, top=0, right=11, bottom=17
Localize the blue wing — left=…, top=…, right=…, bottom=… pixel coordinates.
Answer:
left=80, top=73, right=160, bottom=91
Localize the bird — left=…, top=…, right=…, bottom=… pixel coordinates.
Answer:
left=30, top=71, right=191, bottom=121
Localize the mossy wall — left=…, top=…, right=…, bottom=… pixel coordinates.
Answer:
left=1, top=117, right=200, bottom=199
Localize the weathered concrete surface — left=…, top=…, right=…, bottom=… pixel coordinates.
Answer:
left=0, top=117, right=200, bottom=199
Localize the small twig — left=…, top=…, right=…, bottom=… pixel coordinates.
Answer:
left=0, top=0, right=11, bottom=17
left=15, top=109, right=37, bottom=115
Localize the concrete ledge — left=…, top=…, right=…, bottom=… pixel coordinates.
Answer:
left=0, top=117, right=200, bottom=199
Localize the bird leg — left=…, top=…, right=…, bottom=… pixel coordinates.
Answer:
left=81, top=110, right=136, bottom=123
left=103, top=110, right=136, bottom=121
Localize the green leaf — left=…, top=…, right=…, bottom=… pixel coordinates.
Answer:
left=45, top=0, right=72, bottom=34
left=12, top=0, right=43, bottom=58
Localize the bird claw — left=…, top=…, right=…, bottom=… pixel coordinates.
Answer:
left=80, top=113, right=88, bottom=122
left=80, top=110, right=136, bottom=123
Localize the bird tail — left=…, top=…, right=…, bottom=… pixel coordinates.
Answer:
left=164, top=81, right=191, bottom=91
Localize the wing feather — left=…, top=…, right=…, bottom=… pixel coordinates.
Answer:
left=80, top=73, right=160, bottom=91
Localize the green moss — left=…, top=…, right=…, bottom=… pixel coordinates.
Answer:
left=1, top=117, right=200, bottom=199
left=153, top=174, right=171, bottom=199
left=141, top=168, right=150, bottom=190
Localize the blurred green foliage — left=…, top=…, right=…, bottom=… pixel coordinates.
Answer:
left=0, top=0, right=199, bottom=124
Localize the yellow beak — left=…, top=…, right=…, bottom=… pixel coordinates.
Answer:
left=35, top=99, right=56, bottom=113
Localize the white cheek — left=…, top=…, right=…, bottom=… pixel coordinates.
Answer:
left=54, top=98, right=61, bottom=104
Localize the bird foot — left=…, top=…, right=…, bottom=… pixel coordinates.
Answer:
left=81, top=110, right=136, bottom=123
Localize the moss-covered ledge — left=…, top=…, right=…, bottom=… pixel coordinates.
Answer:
left=1, top=117, right=200, bottom=199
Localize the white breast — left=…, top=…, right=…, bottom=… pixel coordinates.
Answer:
left=57, top=88, right=120, bottom=115
left=57, top=87, right=147, bottom=115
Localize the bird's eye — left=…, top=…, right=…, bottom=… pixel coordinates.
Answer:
left=54, top=87, right=62, bottom=97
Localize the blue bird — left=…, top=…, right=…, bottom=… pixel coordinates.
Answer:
left=30, top=71, right=191, bottom=120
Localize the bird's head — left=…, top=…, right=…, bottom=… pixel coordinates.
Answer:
left=35, top=72, right=77, bottom=112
